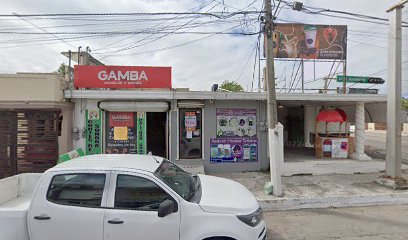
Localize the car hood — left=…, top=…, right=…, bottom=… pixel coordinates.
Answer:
left=197, top=174, right=259, bottom=215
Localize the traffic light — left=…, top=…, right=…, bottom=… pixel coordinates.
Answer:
left=367, top=77, right=385, bottom=84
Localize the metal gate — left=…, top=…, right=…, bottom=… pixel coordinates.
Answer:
left=0, top=110, right=60, bottom=178
left=0, top=112, right=17, bottom=179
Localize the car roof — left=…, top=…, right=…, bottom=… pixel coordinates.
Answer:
left=48, top=154, right=164, bottom=173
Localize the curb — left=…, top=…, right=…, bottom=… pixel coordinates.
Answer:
left=257, top=192, right=408, bottom=210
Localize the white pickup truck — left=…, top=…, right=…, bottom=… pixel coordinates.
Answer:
left=0, top=154, right=266, bottom=240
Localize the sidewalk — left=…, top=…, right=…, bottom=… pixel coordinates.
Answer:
left=213, top=170, right=408, bottom=210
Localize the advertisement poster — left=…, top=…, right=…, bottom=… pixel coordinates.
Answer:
left=322, top=138, right=348, bottom=158
left=216, top=109, right=256, bottom=137
left=185, top=111, right=197, bottom=132
left=137, top=112, right=147, bottom=155
left=85, top=110, right=102, bottom=155
left=331, top=138, right=348, bottom=158
left=210, top=138, right=258, bottom=163
left=272, top=24, right=347, bottom=60
left=106, top=112, right=137, bottom=154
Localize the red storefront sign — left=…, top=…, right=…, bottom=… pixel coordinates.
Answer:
left=109, top=112, right=134, bottom=127
left=74, top=65, right=172, bottom=89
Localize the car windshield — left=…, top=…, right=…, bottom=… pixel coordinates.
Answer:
left=154, top=160, right=195, bottom=201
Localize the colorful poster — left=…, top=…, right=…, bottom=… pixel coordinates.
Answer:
left=210, top=138, right=258, bottom=163
left=137, top=112, right=147, bottom=154
left=216, top=109, right=256, bottom=137
left=106, top=112, right=137, bottom=154
left=331, top=138, right=348, bottom=158
left=86, top=110, right=102, bottom=155
left=185, top=112, right=197, bottom=132
left=272, top=24, right=347, bottom=60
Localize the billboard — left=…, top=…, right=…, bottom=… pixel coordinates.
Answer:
left=272, top=24, right=347, bottom=60
left=74, top=65, right=172, bottom=89
left=210, top=138, right=258, bottom=163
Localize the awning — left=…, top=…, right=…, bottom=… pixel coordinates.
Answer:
left=98, top=101, right=169, bottom=112
left=316, top=109, right=346, bottom=123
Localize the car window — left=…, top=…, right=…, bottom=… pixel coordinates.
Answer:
left=114, top=175, right=169, bottom=211
left=47, top=173, right=106, bottom=207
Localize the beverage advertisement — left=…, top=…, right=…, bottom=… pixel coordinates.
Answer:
left=216, top=109, right=256, bottom=137
left=272, top=23, right=347, bottom=60
left=85, top=110, right=102, bottom=155
left=210, top=138, right=258, bottom=163
left=106, top=112, right=137, bottom=154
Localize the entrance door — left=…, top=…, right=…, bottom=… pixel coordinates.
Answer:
left=146, top=112, right=167, bottom=158
left=0, top=110, right=60, bottom=179
left=179, top=109, right=202, bottom=159
left=104, top=173, right=180, bottom=240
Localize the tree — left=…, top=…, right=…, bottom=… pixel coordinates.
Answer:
left=402, top=99, right=408, bottom=111
left=56, top=63, right=66, bottom=75
left=219, top=80, right=244, bottom=92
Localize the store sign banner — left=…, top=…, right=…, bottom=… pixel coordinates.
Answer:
left=106, top=112, right=137, bottom=154
left=216, top=108, right=256, bottom=137
left=137, top=112, right=147, bottom=155
left=210, top=138, right=258, bottom=163
left=86, top=110, right=102, bottom=155
left=74, top=65, right=172, bottom=89
left=272, top=24, right=347, bottom=60
left=109, top=112, right=134, bottom=127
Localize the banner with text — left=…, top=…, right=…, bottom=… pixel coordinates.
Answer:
left=74, top=65, right=172, bottom=89
left=210, top=138, right=258, bottom=163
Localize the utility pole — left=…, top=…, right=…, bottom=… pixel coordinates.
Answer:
left=377, top=0, right=408, bottom=189
left=264, top=0, right=283, bottom=196
left=265, top=0, right=277, bottom=129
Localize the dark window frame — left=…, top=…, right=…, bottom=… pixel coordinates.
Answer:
left=46, top=173, right=106, bottom=209
left=113, top=174, right=177, bottom=212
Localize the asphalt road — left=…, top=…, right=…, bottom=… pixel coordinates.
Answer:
left=265, top=205, right=408, bottom=240
left=365, top=131, right=408, bottom=164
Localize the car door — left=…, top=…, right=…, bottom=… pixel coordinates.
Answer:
left=28, top=171, right=110, bottom=240
left=104, top=172, right=180, bottom=240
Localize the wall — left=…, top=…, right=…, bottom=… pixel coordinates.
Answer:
left=202, top=100, right=268, bottom=173
left=0, top=73, right=65, bottom=102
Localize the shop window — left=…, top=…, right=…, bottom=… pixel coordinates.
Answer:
left=179, top=109, right=202, bottom=159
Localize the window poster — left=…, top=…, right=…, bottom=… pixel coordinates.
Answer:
left=216, top=109, right=256, bottom=137
left=106, top=112, right=137, bottom=154
left=210, top=138, right=258, bottom=163
left=86, top=110, right=102, bottom=155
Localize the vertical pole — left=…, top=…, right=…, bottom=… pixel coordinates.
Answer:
left=342, top=60, right=347, bottom=94
left=385, top=3, right=404, bottom=177
left=265, top=0, right=281, bottom=196
left=301, top=58, right=304, bottom=93
left=258, top=36, right=262, bottom=92
left=265, top=0, right=277, bottom=129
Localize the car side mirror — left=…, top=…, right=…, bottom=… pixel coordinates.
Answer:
left=158, top=199, right=176, bottom=218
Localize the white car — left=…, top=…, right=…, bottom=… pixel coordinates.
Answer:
left=0, top=154, right=266, bottom=240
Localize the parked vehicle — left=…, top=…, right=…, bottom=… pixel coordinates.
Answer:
left=0, top=154, right=266, bottom=240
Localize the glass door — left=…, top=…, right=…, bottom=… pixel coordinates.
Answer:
left=179, top=109, right=202, bottom=159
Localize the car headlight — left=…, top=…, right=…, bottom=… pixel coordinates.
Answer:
left=236, top=207, right=263, bottom=227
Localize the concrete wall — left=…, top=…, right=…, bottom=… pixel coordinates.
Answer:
left=202, top=100, right=268, bottom=173
left=0, top=73, right=65, bottom=102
